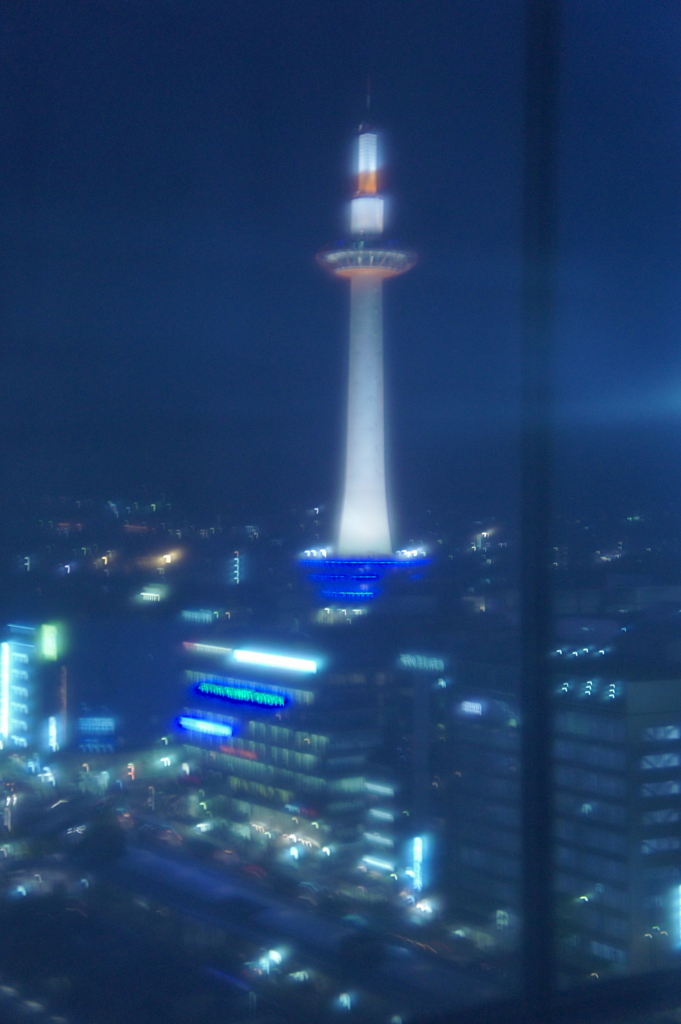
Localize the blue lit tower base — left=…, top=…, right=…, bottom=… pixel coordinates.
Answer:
left=300, top=551, right=429, bottom=605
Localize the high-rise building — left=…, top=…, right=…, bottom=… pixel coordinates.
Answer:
left=552, top=674, right=681, bottom=977
left=0, top=622, right=65, bottom=753
left=450, top=641, right=681, bottom=977
left=175, top=637, right=387, bottom=872
left=450, top=687, right=522, bottom=948
left=317, top=128, right=416, bottom=556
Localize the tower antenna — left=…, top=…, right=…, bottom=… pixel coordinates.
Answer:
left=359, top=76, right=372, bottom=131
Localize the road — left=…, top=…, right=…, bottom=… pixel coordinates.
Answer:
left=101, top=844, right=506, bottom=1015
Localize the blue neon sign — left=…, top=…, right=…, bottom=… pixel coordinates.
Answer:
left=177, top=716, right=235, bottom=738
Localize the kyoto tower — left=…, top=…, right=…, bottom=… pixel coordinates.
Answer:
left=318, top=128, right=416, bottom=555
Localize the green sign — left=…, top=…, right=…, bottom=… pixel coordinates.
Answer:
left=41, top=624, right=59, bottom=661
left=196, top=678, right=288, bottom=708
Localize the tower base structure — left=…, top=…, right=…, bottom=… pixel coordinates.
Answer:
left=300, top=550, right=429, bottom=606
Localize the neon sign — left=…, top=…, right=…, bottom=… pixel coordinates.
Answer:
left=407, top=835, right=430, bottom=892
left=41, top=624, right=59, bottom=660
left=78, top=717, right=115, bottom=734
left=195, top=678, right=288, bottom=708
left=361, top=855, right=395, bottom=872
left=413, top=836, right=424, bottom=891
left=177, top=716, right=234, bottom=737
left=233, top=650, right=317, bottom=673
left=308, top=574, right=379, bottom=581
left=461, top=701, right=483, bottom=716
left=399, top=654, right=445, bottom=672
left=220, top=745, right=258, bottom=761
left=183, top=642, right=232, bottom=655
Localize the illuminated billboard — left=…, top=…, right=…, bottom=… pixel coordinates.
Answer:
left=195, top=678, right=288, bottom=709
left=399, top=653, right=445, bottom=672
left=233, top=650, right=317, bottom=674
left=177, top=715, right=235, bottom=738
left=41, top=624, right=59, bottom=660
left=78, top=717, right=115, bottom=734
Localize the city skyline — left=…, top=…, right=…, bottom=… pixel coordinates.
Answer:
left=1, top=4, right=681, bottom=1019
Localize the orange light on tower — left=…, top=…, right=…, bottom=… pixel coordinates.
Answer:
left=356, top=131, right=378, bottom=194
left=350, top=130, right=384, bottom=235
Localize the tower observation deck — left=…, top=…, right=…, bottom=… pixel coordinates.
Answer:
left=318, top=128, right=416, bottom=556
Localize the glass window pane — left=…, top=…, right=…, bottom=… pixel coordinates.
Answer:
left=554, top=0, right=681, bottom=987
left=1, top=0, right=528, bottom=1019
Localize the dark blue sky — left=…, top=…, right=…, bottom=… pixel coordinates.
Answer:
left=1, top=1, right=680, bottom=527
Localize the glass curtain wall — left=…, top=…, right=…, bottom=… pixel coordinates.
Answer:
left=5, top=1, right=681, bottom=1023
left=550, top=0, right=681, bottom=1002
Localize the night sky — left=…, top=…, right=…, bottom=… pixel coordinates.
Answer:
left=1, top=1, right=680, bottom=530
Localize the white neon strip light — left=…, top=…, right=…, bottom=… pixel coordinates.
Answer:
left=413, top=836, right=423, bottom=891
left=361, top=855, right=394, bottom=872
left=358, top=133, right=378, bottom=175
left=363, top=832, right=394, bottom=847
left=184, top=642, right=233, bottom=656
left=368, top=808, right=394, bottom=822
left=233, top=650, right=317, bottom=674
left=178, top=716, right=234, bottom=737
left=365, top=782, right=394, bottom=796
left=0, top=644, right=10, bottom=740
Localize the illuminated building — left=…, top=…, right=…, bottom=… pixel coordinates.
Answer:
left=451, top=665, right=681, bottom=974
left=318, top=128, right=416, bottom=555
left=450, top=688, right=521, bottom=947
left=176, top=638, right=386, bottom=864
left=552, top=675, right=681, bottom=975
left=78, top=713, right=117, bottom=752
left=393, top=653, right=448, bottom=832
left=0, top=623, right=65, bottom=751
left=349, top=650, right=452, bottom=905
left=171, top=628, right=459, bottom=908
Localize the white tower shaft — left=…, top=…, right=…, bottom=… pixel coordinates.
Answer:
left=318, top=129, right=415, bottom=557
left=338, top=273, right=392, bottom=555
